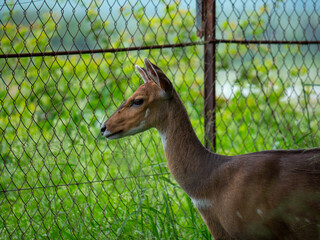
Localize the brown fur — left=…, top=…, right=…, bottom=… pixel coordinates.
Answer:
left=101, top=59, right=320, bottom=239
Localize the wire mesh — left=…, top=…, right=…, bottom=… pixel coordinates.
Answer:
left=0, top=0, right=319, bottom=239
left=213, top=0, right=320, bottom=155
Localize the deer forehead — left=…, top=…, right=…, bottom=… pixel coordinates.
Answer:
left=133, top=82, right=162, bottom=98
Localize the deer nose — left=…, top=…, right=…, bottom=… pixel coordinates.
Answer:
left=100, top=124, right=107, bottom=135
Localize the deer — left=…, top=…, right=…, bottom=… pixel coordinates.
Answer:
left=100, top=58, right=320, bottom=239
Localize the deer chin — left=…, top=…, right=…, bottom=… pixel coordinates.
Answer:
left=102, top=129, right=122, bottom=139
left=121, top=120, right=146, bottom=137
left=105, top=120, right=147, bottom=140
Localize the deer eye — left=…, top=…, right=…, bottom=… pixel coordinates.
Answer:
left=131, top=99, right=144, bottom=106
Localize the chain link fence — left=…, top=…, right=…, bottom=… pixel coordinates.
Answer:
left=0, top=0, right=320, bottom=239
left=212, top=0, right=320, bottom=154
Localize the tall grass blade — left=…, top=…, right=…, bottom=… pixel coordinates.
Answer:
left=162, top=192, right=179, bottom=240
left=116, top=209, right=139, bottom=239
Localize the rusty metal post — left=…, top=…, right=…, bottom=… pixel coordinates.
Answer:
left=203, top=0, right=216, bottom=150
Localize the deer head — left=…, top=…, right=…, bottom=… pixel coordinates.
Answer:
left=101, top=58, right=174, bottom=139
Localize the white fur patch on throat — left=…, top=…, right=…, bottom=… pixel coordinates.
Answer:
left=191, top=198, right=212, bottom=209
left=158, top=130, right=167, bottom=151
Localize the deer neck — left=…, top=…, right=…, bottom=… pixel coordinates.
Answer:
left=156, top=93, right=224, bottom=197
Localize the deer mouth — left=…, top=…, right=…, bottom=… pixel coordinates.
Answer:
left=104, top=130, right=123, bottom=139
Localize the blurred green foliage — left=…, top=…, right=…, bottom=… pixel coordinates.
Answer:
left=1, top=1, right=319, bottom=239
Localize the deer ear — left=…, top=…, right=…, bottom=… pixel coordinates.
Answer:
left=144, top=58, right=173, bottom=99
left=144, top=58, right=161, bottom=87
left=135, top=65, right=150, bottom=83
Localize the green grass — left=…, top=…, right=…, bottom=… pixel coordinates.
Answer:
left=0, top=133, right=209, bottom=239
left=1, top=2, right=320, bottom=238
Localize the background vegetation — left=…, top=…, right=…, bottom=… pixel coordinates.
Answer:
left=1, top=0, right=320, bottom=239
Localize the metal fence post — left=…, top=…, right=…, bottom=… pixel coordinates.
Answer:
left=203, top=0, right=216, bottom=150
